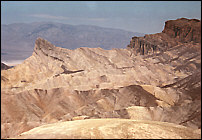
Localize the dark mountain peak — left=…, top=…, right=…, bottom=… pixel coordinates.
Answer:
left=162, top=18, right=201, bottom=43
left=1, top=62, right=11, bottom=70
left=175, top=17, right=200, bottom=22
left=127, top=18, right=201, bottom=55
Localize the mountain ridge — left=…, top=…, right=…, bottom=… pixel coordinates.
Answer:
left=1, top=18, right=201, bottom=139
left=1, top=22, right=144, bottom=61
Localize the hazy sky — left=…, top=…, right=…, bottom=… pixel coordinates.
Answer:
left=1, top=1, right=201, bottom=34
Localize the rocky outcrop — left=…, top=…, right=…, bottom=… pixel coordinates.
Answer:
left=1, top=62, right=11, bottom=70
left=127, top=18, right=201, bottom=55
left=162, top=18, right=201, bottom=43
left=127, top=33, right=178, bottom=55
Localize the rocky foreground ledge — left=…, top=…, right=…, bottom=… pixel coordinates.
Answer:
left=12, top=119, right=201, bottom=139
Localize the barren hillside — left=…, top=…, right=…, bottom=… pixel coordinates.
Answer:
left=1, top=18, right=201, bottom=139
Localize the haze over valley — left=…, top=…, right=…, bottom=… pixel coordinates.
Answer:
left=1, top=22, right=144, bottom=62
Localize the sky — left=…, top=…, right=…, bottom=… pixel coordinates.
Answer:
left=1, top=1, right=201, bottom=34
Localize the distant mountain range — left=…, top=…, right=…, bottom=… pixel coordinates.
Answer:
left=1, top=22, right=144, bottom=61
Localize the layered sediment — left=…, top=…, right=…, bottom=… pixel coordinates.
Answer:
left=1, top=18, right=201, bottom=139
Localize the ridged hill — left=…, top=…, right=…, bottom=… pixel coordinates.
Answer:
left=1, top=18, right=201, bottom=139
left=13, top=119, right=201, bottom=139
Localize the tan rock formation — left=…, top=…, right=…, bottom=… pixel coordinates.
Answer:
left=1, top=18, right=201, bottom=139
left=13, top=119, right=201, bottom=139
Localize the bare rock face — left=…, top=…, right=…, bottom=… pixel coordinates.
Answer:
left=127, top=18, right=201, bottom=55
left=1, top=62, right=11, bottom=70
left=162, top=18, right=201, bottom=43
left=127, top=33, right=180, bottom=55
left=1, top=18, right=201, bottom=139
